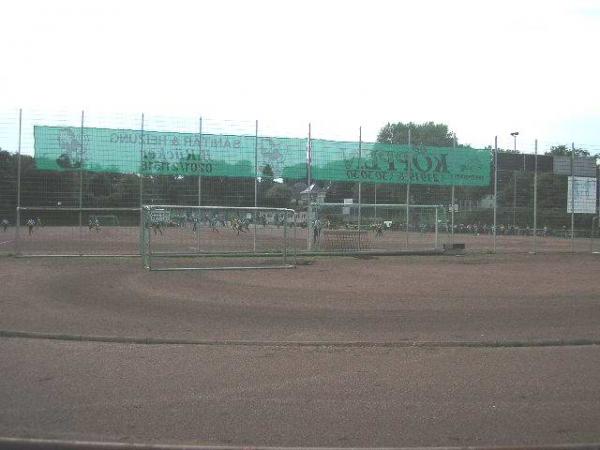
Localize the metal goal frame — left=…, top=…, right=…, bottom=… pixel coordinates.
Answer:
left=142, top=205, right=297, bottom=271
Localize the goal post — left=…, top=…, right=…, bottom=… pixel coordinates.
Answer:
left=308, top=202, right=447, bottom=253
left=142, top=205, right=297, bottom=271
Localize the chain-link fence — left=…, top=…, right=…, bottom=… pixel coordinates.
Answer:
left=0, top=109, right=598, bottom=257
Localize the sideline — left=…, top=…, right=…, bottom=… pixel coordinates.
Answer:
left=1, top=329, right=600, bottom=349
left=1, top=437, right=600, bottom=450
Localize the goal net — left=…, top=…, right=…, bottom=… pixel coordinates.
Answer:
left=142, top=205, right=297, bottom=270
left=307, top=202, right=448, bottom=253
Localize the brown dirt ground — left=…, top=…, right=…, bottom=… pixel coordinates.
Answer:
left=1, top=252, right=599, bottom=343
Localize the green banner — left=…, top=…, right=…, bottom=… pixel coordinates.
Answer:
left=311, top=140, right=491, bottom=186
left=33, top=126, right=308, bottom=179
left=34, top=126, right=491, bottom=186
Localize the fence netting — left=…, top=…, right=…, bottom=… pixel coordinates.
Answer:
left=0, top=109, right=598, bottom=257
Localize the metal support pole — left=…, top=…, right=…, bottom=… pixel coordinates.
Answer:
left=307, top=123, right=312, bottom=251
left=512, top=172, right=517, bottom=226
left=434, top=207, right=439, bottom=249
left=254, top=120, right=258, bottom=253
left=571, top=142, right=575, bottom=252
left=533, top=139, right=538, bottom=253
left=293, top=212, right=298, bottom=265
left=374, top=184, right=377, bottom=220
left=139, top=114, right=144, bottom=207
left=406, top=129, right=411, bottom=249
left=197, top=116, right=202, bottom=253
left=139, top=113, right=144, bottom=255
left=358, top=126, right=362, bottom=251
left=493, top=136, right=498, bottom=253
left=79, top=110, right=84, bottom=254
left=15, top=109, right=22, bottom=255
left=450, top=186, right=455, bottom=246
left=590, top=216, right=596, bottom=253
left=283, top=214, right=288, bottom=265
left=451, top=133, right=456, bottom=246
left=307, top=122, right=312, bottom=187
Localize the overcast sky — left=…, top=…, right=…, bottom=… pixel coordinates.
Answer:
left=1, top=0, right=600, bottom=154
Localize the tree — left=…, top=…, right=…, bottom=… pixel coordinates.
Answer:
left=545, top=145, right=590, bottom=157
left=377, top=121, right=457, bottom=147
left=264, top=183, right=292, bottom=208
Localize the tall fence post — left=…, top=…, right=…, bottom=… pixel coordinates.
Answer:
left=15, top=108, right=22, bottom=256
left=533, top=139, right=538, bottom=253
left=197, top=116, right=202, bottom=253
left=307, top=122, right=312, bottom=251
left=434, top=207, right=439, bottom=249
left=139, top=113, right=144, bottom=255
left=79, top=110, right=84, bottom=255
left=571, top=142, right=575, bottom=252
left=451, top=133, right=456, bottom=246
left=493, top=136, right=498, bottom=253
left=357, top=126, right=362, bottom=251
left=254, top=119, right=258, bottom=253
left=405, top=129, right=411, bottom=249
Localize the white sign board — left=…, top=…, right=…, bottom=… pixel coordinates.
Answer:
left=150, top=209, right=170, bottom=223
left=567, top=176, right=597, bottom=214
left=343, top=198, right=353, bottom=215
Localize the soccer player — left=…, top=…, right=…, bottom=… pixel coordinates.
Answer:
left=88, top=216, right=99, bottom=232
left=313, top=218, right=322, bottom=244
left=209, top=215, right=219, bottom=233
left=1, top=218, right=8, bottom=232
left=152, top=222, right=163, bottom=235
left=26, top=218, right=36, bottom=235
left=373, top=222, right=383, bottom=238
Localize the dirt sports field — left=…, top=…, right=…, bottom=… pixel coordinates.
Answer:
left=1, top=252, right=600, bottom=447
left=1, top=223, right=598, bottom=256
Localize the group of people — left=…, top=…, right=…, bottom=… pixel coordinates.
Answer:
left=311, top=218, right=386, bottom=244
left=88, top=216, right=101, bottom=232
left=25, top=217, right=42, bottom=235
left=148, top=214, right=254, bottom=236
left=450, top=223, right=560, bottom=237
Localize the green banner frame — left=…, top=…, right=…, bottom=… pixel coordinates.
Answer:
left=34, top=126, right=491, bottom=186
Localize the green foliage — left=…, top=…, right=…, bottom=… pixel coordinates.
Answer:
left=264, top=183, right=293, bottom=208
left=377, top=121, right=456, bottom=147
left=545, top=145, right=590, bottom=157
